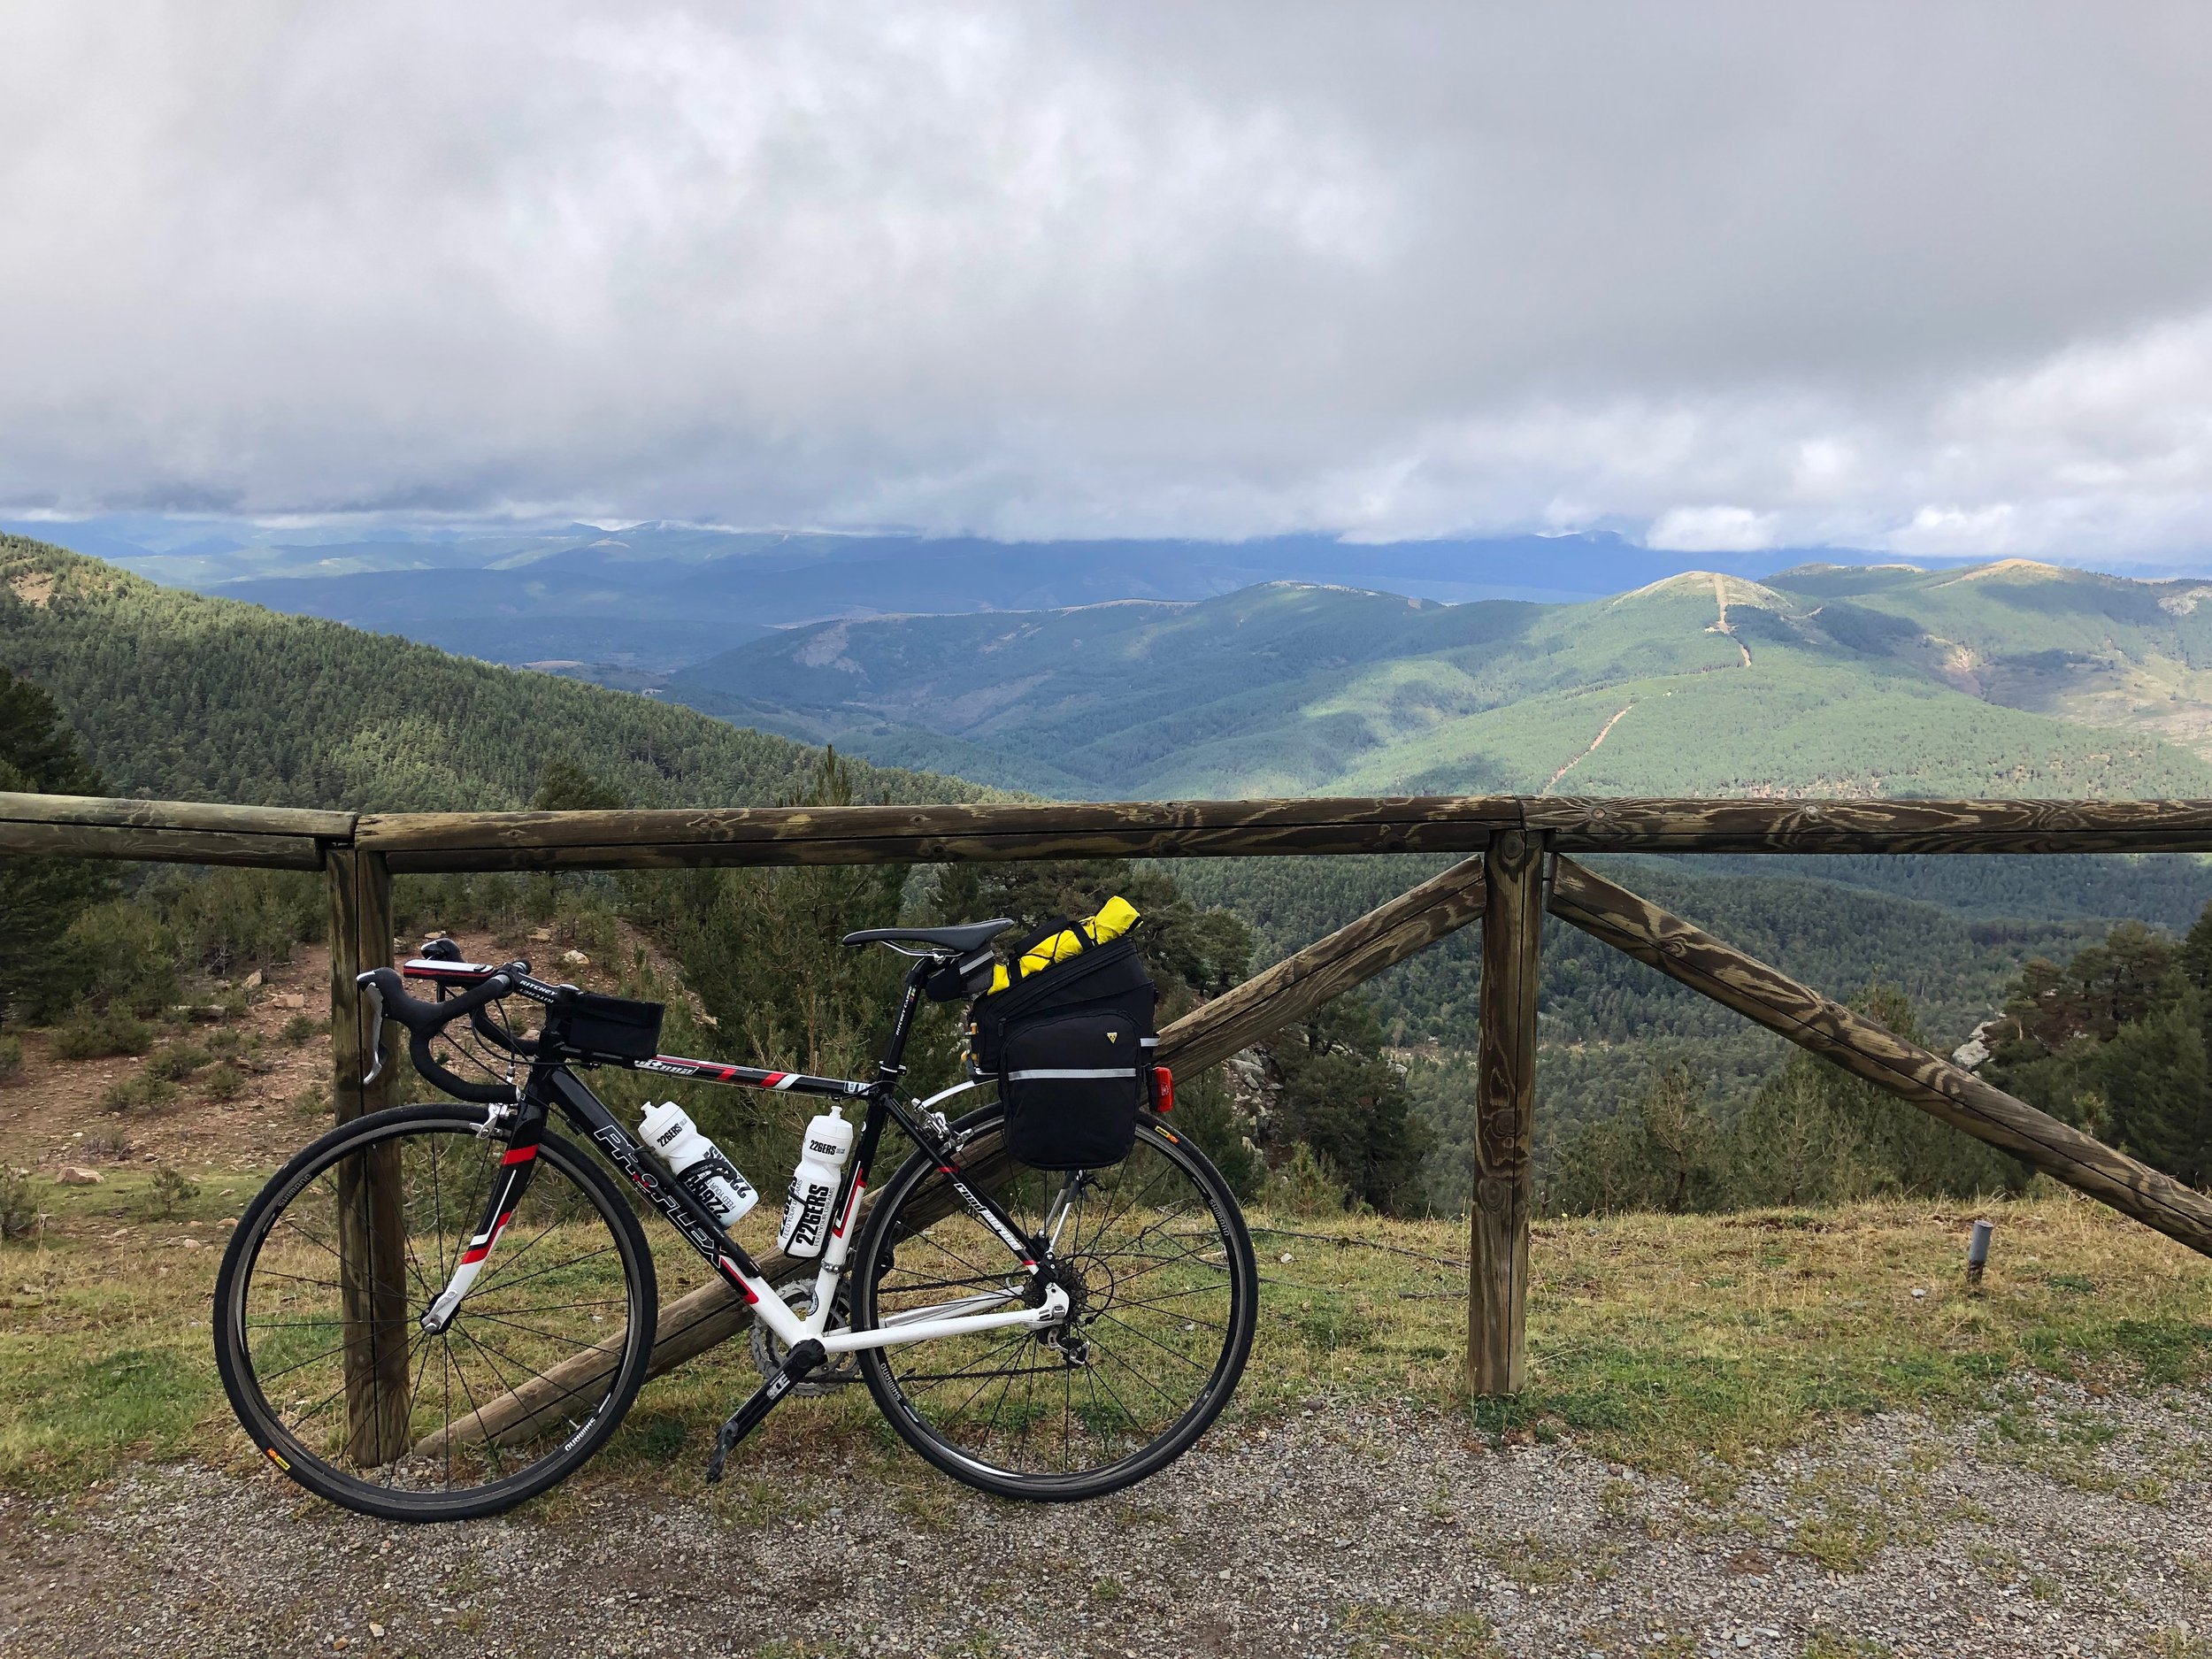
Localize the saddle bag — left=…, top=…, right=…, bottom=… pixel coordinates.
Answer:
left=968, top=934, right=1156, bottom=1170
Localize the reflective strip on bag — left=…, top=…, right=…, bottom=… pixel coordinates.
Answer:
left=1007, top=1067, right=1142, bottom=1081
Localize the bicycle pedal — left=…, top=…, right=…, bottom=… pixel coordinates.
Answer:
left=704, top=1337, right=826, bottom=1484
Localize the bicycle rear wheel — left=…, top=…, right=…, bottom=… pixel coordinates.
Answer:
left=214, top=1105, right=657, bottom=1522
left=853, top=1107, right=1256, bottom=1501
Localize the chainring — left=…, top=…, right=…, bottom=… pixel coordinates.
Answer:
left=749, top=1276, right=861, bottom=1394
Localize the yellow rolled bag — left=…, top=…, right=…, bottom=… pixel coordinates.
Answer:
left=985, top=895, right=1140, bottom=995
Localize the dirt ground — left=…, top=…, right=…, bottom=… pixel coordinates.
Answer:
left=3, top=1379, right=2209, bottom=1659
left=1, top=945, right=337, bottom=1180
left=0, top=924, right=666, bottom=1181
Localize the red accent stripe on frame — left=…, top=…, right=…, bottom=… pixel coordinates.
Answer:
left=501, top=1145, right=537, bottom=1165
left=832, top=1177, right=865, bottom=1239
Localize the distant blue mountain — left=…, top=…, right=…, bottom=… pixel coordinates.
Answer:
left=7, top=515, right=1964, bottom=671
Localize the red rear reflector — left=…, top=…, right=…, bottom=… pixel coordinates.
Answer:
left=1151, top=1065, right=1175, bottom=1113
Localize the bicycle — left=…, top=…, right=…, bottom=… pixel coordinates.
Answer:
left=213, top=920, right=1257, bottom=1521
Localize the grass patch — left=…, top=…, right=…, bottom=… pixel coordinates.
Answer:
left=1, top=1186, right=2208, bottom=1501
left=0, top=1167, right=242, bottom=1485
left=1238, top=1193, right=2212, bottom=1485
left=1337, top=1602, right=1502, bottom=1658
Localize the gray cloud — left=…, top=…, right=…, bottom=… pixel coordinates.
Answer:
left=3, top=2, right=2210, bottom=556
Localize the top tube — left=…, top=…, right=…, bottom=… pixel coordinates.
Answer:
left=627, top=1052, right=871, bottom=1098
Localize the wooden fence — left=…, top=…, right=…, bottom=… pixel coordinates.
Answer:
left=11, top=788, right=2212, bottom=1446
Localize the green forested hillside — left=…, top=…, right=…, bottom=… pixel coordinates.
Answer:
left=673, top=565, right=2212, bottom=800
left=1176, top=851, right=2212, bottom=1065
left=0, top=538, right=984, bottom=811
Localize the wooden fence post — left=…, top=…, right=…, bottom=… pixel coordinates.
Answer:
left=326, top=846, right=411, bottom=1465
left=1471, top=829, right=1543, bottom=1395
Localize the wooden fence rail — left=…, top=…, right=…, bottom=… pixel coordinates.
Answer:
left=10, top=787, right=2212, bottom=1458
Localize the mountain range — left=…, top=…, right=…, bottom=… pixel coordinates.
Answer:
left=667, top=560, right=2212, bottom=800
left=4, top=516, right=1969, bottom=674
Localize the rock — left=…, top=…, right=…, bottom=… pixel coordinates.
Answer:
left=530, top=928, right=553, bottom=942
left=562, top=949, right=590, bottom=965
left=243, top=970, right=264, bottom=990
left=178, top=1237, right=204, bottom=1250
left=55, top=1166, right=104, bottom=1186
left=277, top=993, right=307, bottom=1010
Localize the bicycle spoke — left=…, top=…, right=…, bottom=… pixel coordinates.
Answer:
left=226, top=1115, right=647, bottom=1511
left=867, top=1121, right=1249, bottom=1490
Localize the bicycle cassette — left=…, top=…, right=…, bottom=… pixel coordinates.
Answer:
left=749, top=1277, right=860, bottom=1394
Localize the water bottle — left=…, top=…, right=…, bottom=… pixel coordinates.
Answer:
left=638, top=1101, right=758, bottom=1229
left=778, top=1105, right=854, bottom=1260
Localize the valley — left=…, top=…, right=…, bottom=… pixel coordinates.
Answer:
left=668, top=561, right=2212, bottom=802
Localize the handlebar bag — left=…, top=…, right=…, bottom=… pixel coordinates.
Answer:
left=543, top=990, right=664, bottom=1063
left=969, top=937, right=1156, bottom=1170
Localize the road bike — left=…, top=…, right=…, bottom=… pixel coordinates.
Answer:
left=212, top=920, right=1257, bottom=1521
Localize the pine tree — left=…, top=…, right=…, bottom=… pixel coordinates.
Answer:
left=0, top=667, right=115, bottom=1025
left=2100, top=972, right=2212, bottom=1187
left=1265, top=995, right=1431, bottom=1216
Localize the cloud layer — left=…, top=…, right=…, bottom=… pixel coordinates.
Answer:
left=3, top=3, right=2210, bottom=557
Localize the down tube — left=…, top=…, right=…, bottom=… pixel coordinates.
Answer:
left=541, top=1069, right=798, bottom=1334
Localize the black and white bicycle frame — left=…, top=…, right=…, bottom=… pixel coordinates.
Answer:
left=380, top=956, right=1075, bottom=1366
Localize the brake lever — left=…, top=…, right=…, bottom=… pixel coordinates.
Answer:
left=355, top=972, right=388, bottom=1086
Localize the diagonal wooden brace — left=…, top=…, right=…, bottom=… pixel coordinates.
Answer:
left=1548, top=855, right=2212, bottom=1258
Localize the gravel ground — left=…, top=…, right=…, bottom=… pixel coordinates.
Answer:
left=4, top=1380, right=2208, bottom=1659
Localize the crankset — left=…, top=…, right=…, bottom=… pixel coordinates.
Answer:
left=749, top=1276, right=861, bottom=1394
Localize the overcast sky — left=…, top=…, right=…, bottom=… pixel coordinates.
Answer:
left=4, top=3, right=2210, bottom=559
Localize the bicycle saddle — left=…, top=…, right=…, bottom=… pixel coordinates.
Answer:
left=839, top=918, right=1016, bottom=952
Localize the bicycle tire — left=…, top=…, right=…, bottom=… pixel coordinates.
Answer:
left=214, top=1104, right=657, bottom=1522
left=851, top=1105, right=1256, bottom=1502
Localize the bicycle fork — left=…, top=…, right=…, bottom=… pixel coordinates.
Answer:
left=420, top=1122, right=544, bottom=1335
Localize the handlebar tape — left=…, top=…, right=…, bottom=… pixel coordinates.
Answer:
left=357, top=964, right=524, bottom=1104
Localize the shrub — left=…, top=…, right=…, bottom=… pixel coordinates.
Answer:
left=144, top=1165, right=199, bottom=1220
left=199, top=1062, right=244, bottom=1102
left=1265, top=1141, right=1354, bottom=1217
left=153, top=867, right=323, bottom=975
left=101, top=1072, right=177, bottom=1114
left=280, top=1013, right=322, bottom=1045
left=39, top=900, right=179, bottom=1021
left=0, top=1165, right=39, bottom=1240
left=142, top=1042, right=211, bottom=1082
left=52, top=1002, right=154, bottom=1061
left=0, top=1033, right=20, bottom=1084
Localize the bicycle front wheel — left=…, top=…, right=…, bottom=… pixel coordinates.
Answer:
left=214, top=1105, right=657, bottom=1522
left=853, top=1108, right=1256, bottom=1501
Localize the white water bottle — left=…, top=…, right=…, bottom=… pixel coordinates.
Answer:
left=638, top=1101, right=758, bottom=1229
left=777, top=1105, right=853, bottom=1260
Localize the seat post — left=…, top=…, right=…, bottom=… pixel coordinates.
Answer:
left=876, top=956, right=935, bottom=1080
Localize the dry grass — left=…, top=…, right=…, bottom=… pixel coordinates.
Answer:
left=3, top=1179, right=2208, bottom=1501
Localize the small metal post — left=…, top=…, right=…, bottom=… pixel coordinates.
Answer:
left=1965, top=1217, right=1994, bottom=1292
